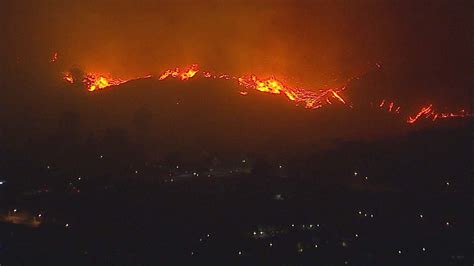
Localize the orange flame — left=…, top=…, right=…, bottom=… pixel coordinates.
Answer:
left=407, top=105, right=472, bottom=124
left=159, top=64, right=199, bottom=80
left=331, top=90, right=346, bottom=104
left=63, top=72, right=74, bottom=84
left=407, top=104, right=433, bottom=123
left=238, top=75, right=346, bottom=108
left=238, top=76, right=297, bottom=100
left=84, top=74, right=129, bottom=92
left=64, top=64, right=349, bottom=109
left=60, top=63, right=472, bottom=125
left=378, top=99, right=400, bottom=114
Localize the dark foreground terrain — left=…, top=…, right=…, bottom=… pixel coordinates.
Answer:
left=0, top=122, right=472, bottom=266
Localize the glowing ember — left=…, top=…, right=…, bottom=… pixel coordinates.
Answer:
left=379, top=99, right=385, bottom=108
left=378, top=99, right=401, bottom=114
left=331, top=90, right=346, bottom=104
left=68, top=73, right=151, bottom=91
left=407, top=105, right=472, bottom=124
left=50, top=52, right=59, bottom=63
left=388, top=102, right=394, bottom=112
left=407, top=105, right=434, bottom=124
left=63, top=72, right=74, bottom=84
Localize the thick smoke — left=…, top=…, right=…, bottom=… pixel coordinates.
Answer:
left=2, top=0, right=471, bottom=105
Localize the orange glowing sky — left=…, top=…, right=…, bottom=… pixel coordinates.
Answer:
left=2, top=0, right=472, bottom=114
left=2, top=1, right=469, bottom=90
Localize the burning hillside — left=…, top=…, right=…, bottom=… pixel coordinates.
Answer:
left=61, top=63, right=472, bottom=124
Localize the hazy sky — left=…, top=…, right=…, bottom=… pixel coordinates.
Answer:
left=2, top=0, right=472, bottom=104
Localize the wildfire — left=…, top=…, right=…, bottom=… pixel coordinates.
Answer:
left=60, top=63, right=472, bottom=124
left=159, top=64, right=199, bottom=80
left=238, top=75, right=346, bottom=108
left=157, top=64, right=348, bottom=108
left=379, top=99, right=400, bottom=114
left=84, top=74, right=128, bottom=92
left=238, top=76, right=297, bottom=100
left=64, top=64, right=348, bottom=109
left=407, top=105, right=472, bottom=124
left=78, top=73, right=151, bottom=91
